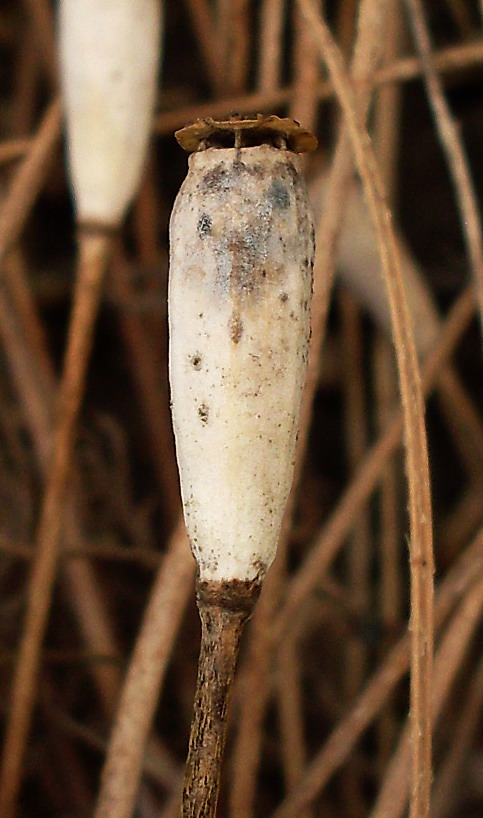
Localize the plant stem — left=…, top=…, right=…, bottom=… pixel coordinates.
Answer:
left=182, top=579, right=260, bottom=818
left=0, top=230, right=111, bottom=818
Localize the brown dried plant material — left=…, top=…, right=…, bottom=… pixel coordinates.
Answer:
left=405, top=0, right=483, bottom=338
left=182, top=580, right=261, bottom=818
left=294, top=4, right=434, bottom=816
left=175, top=114, right=318, bottom=154
left=0, top=5, right=162, bottom=816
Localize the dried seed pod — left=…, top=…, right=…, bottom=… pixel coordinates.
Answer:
left=169, top=116, right=316, bottom=589
left=59, top=0, right=162, bottom=229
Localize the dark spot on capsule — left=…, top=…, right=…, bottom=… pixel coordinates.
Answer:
left=190, top=354, right=202, bottom=370
left=268, top=180, right=290, bottom=210
left=201, top=164, right=231, bottom=191
left=229, top=312, right=243, bottom=344
left=280, top=292, right=288, bottom=303
left=197, top=214, right=212, bottom=238
left=232, top=160, right=264, bottom=177
left=273, top=160, right=299, bottom=185
left=198, top=404, right=209, bottom=424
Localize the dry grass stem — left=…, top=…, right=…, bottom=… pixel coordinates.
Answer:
left=432, top=659, right=483, bottom=818
left=0, top=232, right=111, bottom=817
left=93, top=522, right=194, bottom=818
left=404, top=0, right=483, bottom=337
left=258, top=0, right=285, bottom=91
left=270, top=529, right=482, bottom=818
left=0, top=100, right=61, bottom=265
left=369, top=576, right=483, bottom=818
left=294, top=5, right=434, bottom=814
left=151, top=37, right=483, bottom=139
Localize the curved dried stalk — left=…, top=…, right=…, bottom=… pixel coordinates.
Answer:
left=404, top=0, right=483, bottom=338
left=294, top=5, right=434, bottom=816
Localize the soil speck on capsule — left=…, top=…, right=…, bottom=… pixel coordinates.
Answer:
left=268, top=180, right=290, bottom=210
left=229, top=313, right=243, bottom=344
left=197, top=214, right=212, bottom=238
left=190, top=354, right=202, bottom=370
left=198, top=403, right=209, bottom=423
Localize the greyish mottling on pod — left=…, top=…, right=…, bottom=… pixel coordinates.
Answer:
left=169, top=121, right=315, bottom=585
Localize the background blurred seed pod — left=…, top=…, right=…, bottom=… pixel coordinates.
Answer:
left=59, top=0, right=162, bottom=228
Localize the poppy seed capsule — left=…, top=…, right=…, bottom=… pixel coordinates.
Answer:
left=169, top=116, right=316, bottom=587
left=59, top=0, right=162, bottom=229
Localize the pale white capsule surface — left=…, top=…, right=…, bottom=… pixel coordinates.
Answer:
left=59, top=0, right=162, bottom=227
left=169, top=145, right=314, bottom=584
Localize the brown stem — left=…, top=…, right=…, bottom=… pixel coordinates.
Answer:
left=0, top=230, right=111, bottom=818
left=182, top=578, right=260, bottom=818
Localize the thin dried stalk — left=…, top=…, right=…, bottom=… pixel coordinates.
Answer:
left=152, top=38, right=483, bottom=138
left=22, top=0, right=58, bottom=87
left=182, top=594, right=253, bottom=818
left=269, top=529, right=482, bottom=818
left=336, top=0, right=358, bottom=56
left=290, top=5, right=320, bottom=132
left=277, top=638, right=312, bottom=818
left=404, top=0, right=483, bottom=336
left=0, top=99, right=61, bottom=265
left=373, top=0, right=405, bottom=204
left=0, top=139, right=30, bottom=163
left=93, top=521, right=195, bottom=818
left=183, top=0, right=224, bottom=94
left=229, top=561, right=286, bottom=818
left=373, top=332, right=401, bottom=765
left=0, top=251, right=124, bottom=716
left=220, top=0, right=250, bottom=93
left=432, top=659, right=483, bottom=818
left=294, top=7, right=434, bottom=816
left=9, top=25, right=40, bottom=136
left=257, top=0, right=285, bottom=91
left=369, top=577, right=483, bottom=818
left=0, top=231, right=111, bottom=818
